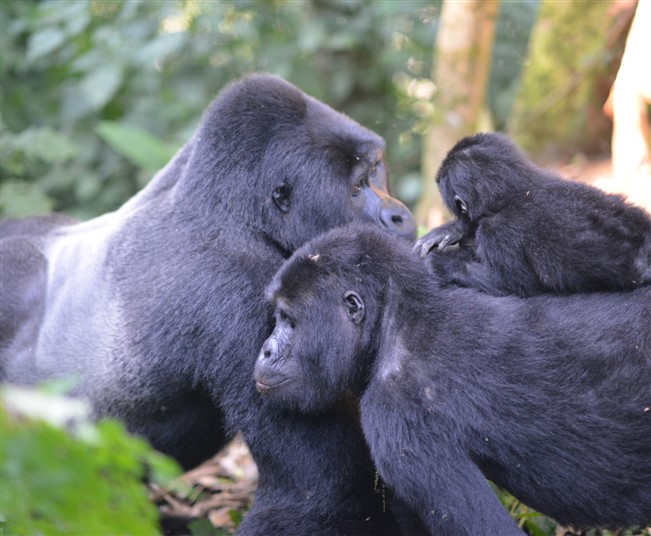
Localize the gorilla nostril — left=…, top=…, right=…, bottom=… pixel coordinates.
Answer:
left=379, top=203, right=417, bottom=239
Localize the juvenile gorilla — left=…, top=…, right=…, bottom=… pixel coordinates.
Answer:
left=0, top=74, right=418, bottom=536
left=255, top=224, right=651, bottom=535
left=414, top=132, right=651, bottom=296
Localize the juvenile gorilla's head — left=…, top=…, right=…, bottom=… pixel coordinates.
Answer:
left=253, top=224, right=402, bottom=413
left=182, top=73, right=415, bottom=253
left=436, top=132, right=534, bottom=223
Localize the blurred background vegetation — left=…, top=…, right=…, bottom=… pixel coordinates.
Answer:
left=0, top=0, right=541, bottom=220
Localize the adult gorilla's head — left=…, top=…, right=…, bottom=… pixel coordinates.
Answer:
left=177, top=73, right=416, bottom=253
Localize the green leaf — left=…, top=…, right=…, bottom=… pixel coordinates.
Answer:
left=189, top=518, right=221, bottom=536
left=26, top=27, right=65, bottom=63
left=135, top=33, right=186, bottom=66
left=228, top=508, right=244, bottom=527
left=96, top=121, right=178, bottom=171
left=80, top=64, right=124, bottom=111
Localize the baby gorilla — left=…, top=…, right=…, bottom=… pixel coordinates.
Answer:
left=414, top=132, right=651, bottom=296
left=255, top=224, right=651, bottom=536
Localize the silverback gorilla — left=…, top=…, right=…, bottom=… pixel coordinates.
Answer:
left=255, top=223, right=651, bottom=535
left=414, top=132, right=651, bottom=296
left=0, top=74, right=418, bottom=536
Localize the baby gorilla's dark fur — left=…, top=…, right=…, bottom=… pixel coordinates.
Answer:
left=415, top=132, right=651, bottom=296
left=256, top=224, right=651, bottom=535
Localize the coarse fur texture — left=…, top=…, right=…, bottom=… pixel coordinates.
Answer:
left=256, top=223, right=651, bottom=535
left=0, top=74, right=419, bottom=536
left=414, top=132, right=651, bottom=296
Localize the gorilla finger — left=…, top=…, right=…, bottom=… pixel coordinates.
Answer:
left=414, top=237, right=441, bottom=258
left=437, top=234, right=455, bottom=250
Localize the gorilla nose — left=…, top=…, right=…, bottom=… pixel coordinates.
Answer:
left=380, top=202, right=417, bottom=240
left=260, top=337, right=278, bottom=361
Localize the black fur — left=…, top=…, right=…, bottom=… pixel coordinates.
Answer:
left=0, top=74, right=418, bottom=536
left=415, top=132, right=651, bottom=296
left=256, top=223, right=651, bottom=535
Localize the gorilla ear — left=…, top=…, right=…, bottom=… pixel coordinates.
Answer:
left=343, top=291, right=365, bottom=325
left=273, top=182, right=292, bottom=214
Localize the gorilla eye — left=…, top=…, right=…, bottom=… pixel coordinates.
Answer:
left=351, top=181, right=364, bottom=197
left=273, top=182, right=292, bottom=214
left=279, top=310, right=295, bottom=329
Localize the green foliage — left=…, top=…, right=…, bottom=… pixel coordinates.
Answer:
left=1, top=0, right=534, bottom=218
left=228, top=508, right=244, bottom=527
left=0, top=125, right=78, bottom=217
left=0, top=0, right=440, bottom=218
left=495, top=485, right=557, bottom=535
left=96, top=121, right=178, bottom=173
left=1, top=385, right=181, bottom=535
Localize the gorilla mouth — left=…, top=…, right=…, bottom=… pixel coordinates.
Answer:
left=256, top=378, right=289, bottom=393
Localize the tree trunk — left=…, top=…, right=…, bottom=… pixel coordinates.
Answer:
left=417, top=0, right=500, bottom=230
left=607, top=0, right=651, bottom=210
left=508, top=0, right=627, bottom=162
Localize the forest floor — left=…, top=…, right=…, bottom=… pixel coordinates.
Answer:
left=153, top=155, right=650, bottom=536
left=154, top=435, right=257, bottom=535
